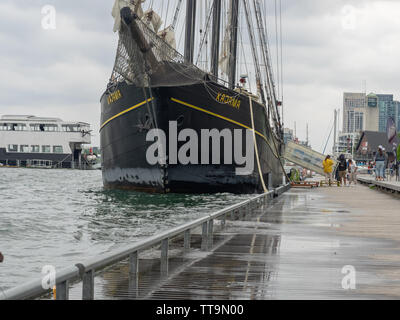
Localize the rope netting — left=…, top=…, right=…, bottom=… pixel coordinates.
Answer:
left=110, top=14, right=206, bottom=88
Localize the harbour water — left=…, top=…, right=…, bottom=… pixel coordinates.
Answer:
left=0, top=168, right=252, bottom=292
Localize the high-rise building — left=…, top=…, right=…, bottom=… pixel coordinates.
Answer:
left=337, top=132, right=360, bottom=156
left=343, top=92, right=366, bottom=133
left=397, top=104, right=400, bottom=132
left=339, top=92, right=400, bottom=160
left=365, top=93, right=379, bottom=132
left=378, top=100, right=399, bottom=133
left=376, top=94, right=394, bottom=132
left=283, top=128, right=294, bottom=144
left=342, top=92, right=399, bottom=134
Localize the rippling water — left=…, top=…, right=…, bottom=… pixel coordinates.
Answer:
left=0, top=168, right=252, bottom=291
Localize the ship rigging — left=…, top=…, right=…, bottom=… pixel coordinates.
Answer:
left=100, top=0, right=286, bottom=193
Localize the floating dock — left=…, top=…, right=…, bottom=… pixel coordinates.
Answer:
left=2, top=178, right=400, bottom=300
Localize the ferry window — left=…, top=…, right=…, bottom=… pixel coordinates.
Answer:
left=42, top=145, right=51, bottom=153
left=31, top=145, right=40, bottom=153
left=8, top=145, right=18, bottom=152
left=62, top=125, right=79, bottom=132
left=20, top=145, right=29, bottom=153
left=0, top=123, right=6, bottom=131
left=30, top=124, right=40, bottom=131
left=14, top=124, right=27, bottom=131
left=53, top=146, right=63, bottom=153
left=44, top=125, right=58, bottom=132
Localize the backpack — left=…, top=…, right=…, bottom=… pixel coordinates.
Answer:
left=338, top=158, right=347, bottom=171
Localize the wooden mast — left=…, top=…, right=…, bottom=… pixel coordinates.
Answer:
left=184, top=0, right=197, bottom=64
left=228, top=0, right=239, bottom=90
left=210, top=0, right=222, bottom=78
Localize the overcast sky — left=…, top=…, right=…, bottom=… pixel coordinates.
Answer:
left=1, top=0, right=400, bottom=153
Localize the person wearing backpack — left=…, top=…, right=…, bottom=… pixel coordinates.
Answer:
left=337, top=154, right=348, bottom=186
left=375, top=146, right=386, bottom=181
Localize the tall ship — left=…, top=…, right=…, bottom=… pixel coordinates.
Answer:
left=101, top=0, right=285, bottom=193
left=0, top=115, right=91, bottom=169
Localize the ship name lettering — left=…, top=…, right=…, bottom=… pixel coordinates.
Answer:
left=107, top=90, right=122, bottom=105
left=216, top=92, right=241, bottom=109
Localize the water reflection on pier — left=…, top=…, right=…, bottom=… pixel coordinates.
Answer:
left=84, top=186, right=400, bottom=300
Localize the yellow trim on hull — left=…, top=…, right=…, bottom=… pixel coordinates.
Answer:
left=100, top=97, right=154, bottom=130
left=99, top=95, right=278, bottom=159
left=170, top=97, right=278, bottom=158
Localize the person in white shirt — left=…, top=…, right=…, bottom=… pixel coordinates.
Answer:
left=348, top=159, right=358, bottom=185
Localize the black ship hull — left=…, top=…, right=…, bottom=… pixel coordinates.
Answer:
left=100, top=80, right=284, bottom=194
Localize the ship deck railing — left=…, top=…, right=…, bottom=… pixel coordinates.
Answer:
left=1, top=183, right=290, bottom=300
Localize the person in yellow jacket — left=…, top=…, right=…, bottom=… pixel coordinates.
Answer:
left=323, top=155, right=334, bottom=186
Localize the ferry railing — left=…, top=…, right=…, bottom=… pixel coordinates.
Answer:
left=1, top=184, right=290, bottom=300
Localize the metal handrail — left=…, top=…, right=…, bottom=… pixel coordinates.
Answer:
left=1, top=184, right=290, bottom=300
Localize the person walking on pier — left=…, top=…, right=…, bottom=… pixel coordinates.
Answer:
left=375, top=146, right=386, bottom=181
left=0, top=252, right=3, bottom=263
left=348, top=159, right=358, bottom=185
left=337, top=154, right=348, bottom=186
left=323, top=155, right=334, bottom=186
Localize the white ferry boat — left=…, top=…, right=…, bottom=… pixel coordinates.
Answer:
left=0, top=115, right=91, bottom=169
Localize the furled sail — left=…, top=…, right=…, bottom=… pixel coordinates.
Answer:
left=219, top=5, right=232, bottom=75
left=110, top=3, right=204, bottom=88
left=143, top=9, right=163, bottom=33
left=157, top=26, right=177, bottom=49
left=112, top=0, right=145, bottom=32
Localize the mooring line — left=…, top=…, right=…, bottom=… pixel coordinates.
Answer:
left=249, top=96, right=268, bottom=193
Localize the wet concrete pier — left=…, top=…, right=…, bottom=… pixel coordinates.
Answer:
left=82, top=181, right=400, bottom=300
left=358, top=176, right=400, bottom=194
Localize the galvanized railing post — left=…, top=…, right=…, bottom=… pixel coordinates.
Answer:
left=129, top=251, right=139, bottom=275
left=201, top=221, right=208, bottom=251
left=56, top=280, right=69, bottom=300
left=221, top=213, right=226, bottom=229
left=184, top=229, right=191, bottom=251
left=128, top=251, right=139, bottom=298
left=82, top=269, right=95, bottom=300
left=161, top=239, right=169, bottom=276
left=208, top=219, right=214, bottom=249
